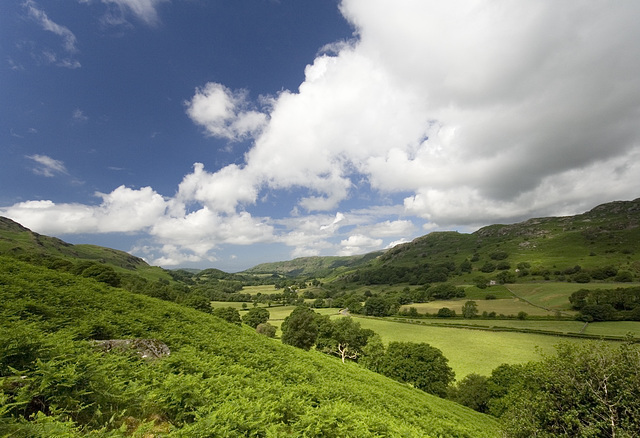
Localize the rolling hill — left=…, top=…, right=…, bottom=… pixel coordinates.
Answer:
left=0, top=255, right=500, bottom=436
left=299, top=198, right=640, bottom=285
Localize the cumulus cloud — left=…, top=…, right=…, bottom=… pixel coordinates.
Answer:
left=1, top=186, right=167, bottom=234
left=185, top=83, right=268, bottom=141
left=338, top=234, right=383, bottom=256
left=188, top=0, right=640, bottom=227
left=26, top=154, right=68, bottom=177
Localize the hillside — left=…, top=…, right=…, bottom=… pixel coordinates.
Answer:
left=0, top=216, right=168, bottom=281
left=243, top=252, right=383, bottom=277
left=328, top=198, right=640, bottom=286
left=0, top=256, right=500, bottom=437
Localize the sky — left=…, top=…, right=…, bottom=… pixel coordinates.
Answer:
left=2, top=0, right=640, bottom=272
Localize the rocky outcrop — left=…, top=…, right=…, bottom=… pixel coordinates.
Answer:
left=92, top=339, right=170, bottom=360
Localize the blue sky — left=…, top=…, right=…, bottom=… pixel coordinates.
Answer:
left=2, top=0, right=640, bottom=272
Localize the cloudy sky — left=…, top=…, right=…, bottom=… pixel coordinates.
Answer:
left=2, top=0, right=640, bottom=271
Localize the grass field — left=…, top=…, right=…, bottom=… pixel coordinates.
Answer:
left=240, top=284, right=282, bottom=295
left=351, top=316, right=592, bottom=379
left=400, top=298, right=559, bottom=317
left=507, top=282, right=640, bottom=310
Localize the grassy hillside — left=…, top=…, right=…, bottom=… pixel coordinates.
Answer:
left=327, top=198, right=640, bottom=287
left=242, top=253, right=383, bottom=278
left=0, top=256, right=500, bottom=437
left=0, top=217, right=169, bottom=282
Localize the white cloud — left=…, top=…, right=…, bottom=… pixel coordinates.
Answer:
left=26, top=154, right=68, bottom=177
left=338, top=234, right=383, bottom=256
left=188, top=0, right=640, bottom=227
left=1, top=186, right=167, bottom=234
left=24, top=1, right=81, bottom=68
left=72, top=109, right=88, bottom=122
left=25, top=1, right=78, bottom=53
left=174, top=163, right=259, bottom=214
left=100, top=0, right=168, bottom=26
left=185, top=83, right=268, bottom=141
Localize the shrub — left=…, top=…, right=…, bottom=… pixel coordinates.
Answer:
left=256, top=322, right=277, bottom=338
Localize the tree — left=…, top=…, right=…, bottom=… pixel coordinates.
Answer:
left=180, top=294, right=212, bottom=313
left=242, top=307, right=270, bottom=328
left=317, top=317, right=373, bottom=363
left=256, top=322, right=276, bottom=338
left=448, top=373, right=489, bottom=413
left=281, top=306, right=318, bottom=350
left=360, top=334, right=385, bottom=373
left=363, top=296, right=389, bottom=317
left=462, top=300, right=479, bottom=319
left=437, top=307, right=456, bottom=318
left=501, top=342, right=640, bottom=437
left=379, top=342, right=454, bottom=397
left=212, top=307, right=241, bottom=325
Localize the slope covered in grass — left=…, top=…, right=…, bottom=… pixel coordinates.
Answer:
left=0, top=256, right=500, bottom=437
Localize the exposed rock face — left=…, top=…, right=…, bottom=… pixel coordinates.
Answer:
left=93, top=339, right=170, bottom=359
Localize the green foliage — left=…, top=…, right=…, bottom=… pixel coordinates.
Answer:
left=211, top=306, right=242, bottom=325
left=570, top=286, right=640, bottom=321
left=255, top=322, right=276, bottom=337
left=490, top=251, right=509, bottom=260
left=281, top=306, right=318, bottom=350
left=0, top=257, right=500, bottom=436
left=363, top=296, right=390, bottom=316
left=448, top=373, right=490, bottom=413
left=428, top=283, right=465, bottom=299
left=437, top=307, right=456, bottom=318
left=378, top=342, right=455, bottom=397
left=462, top=300, right=479, bottom=318
left=359, top=334, right=385, bottom=373
left=316, top=317, right=374, bottom=363
left=480, top=262, right=497, bottom=273
left=501, top=342, right=640, bottom=437
left=242, top=307, right=270, bottom=328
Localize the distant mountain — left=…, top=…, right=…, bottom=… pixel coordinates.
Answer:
left=242, top=252, right=384, bottom=277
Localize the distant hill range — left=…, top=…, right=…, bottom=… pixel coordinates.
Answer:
left=243, top=198, right=640, bottom=283
left=2, top=197, right=639, bottom=282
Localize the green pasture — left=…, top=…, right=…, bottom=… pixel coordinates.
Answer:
left=400, top=298, right=558, bottom=317
left=211, top=298, right=639, bottom=379
left=583, top=321, right=640, bottom=337
left=240, top=284, right=281, bottom=295
left=351, top=316, right=592, bottom=379
left=417, top=319, right=587, bottom=333
left=506, top=282, right=640, bottom=310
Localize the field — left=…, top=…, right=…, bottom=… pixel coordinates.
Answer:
left=400, top=298, right=558, bottom=317
left=506, top=282, right=639, bottom=310
left=209, top=281, right=640, bottom=379
left=349, top=316, right=595, bottom=379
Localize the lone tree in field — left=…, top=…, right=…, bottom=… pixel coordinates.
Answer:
left=281, top=306, right=318, bottom=350
left=316, top=317, right=374, bottom=363
left=462, top=300, right=479, bottom=318
left=379, top=342, right=454, bottom=397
